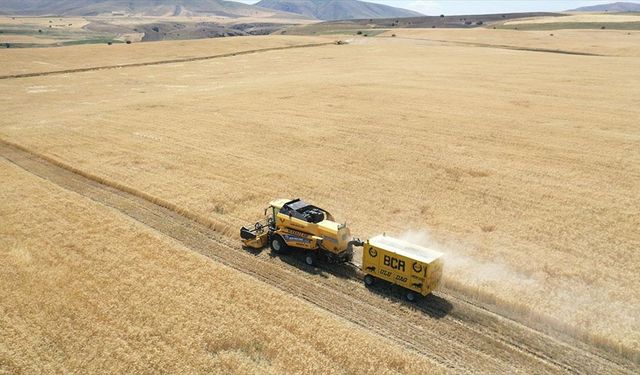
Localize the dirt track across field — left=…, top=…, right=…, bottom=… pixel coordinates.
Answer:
left=1, top=140, right=636, bottom=374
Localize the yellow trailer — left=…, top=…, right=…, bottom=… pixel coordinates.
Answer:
left=362, top=235, right=443, bottom=301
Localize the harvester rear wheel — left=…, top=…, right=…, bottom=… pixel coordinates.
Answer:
left=305, top=253, right=317, bottom=266
left=270, top=236, right=286, bottom=254
left=364, top=274, right=375, bottom=286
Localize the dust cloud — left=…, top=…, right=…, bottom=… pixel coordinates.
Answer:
left=396, top=229, right=536, bottom=286
left=394, top=229, right=640, bottom=343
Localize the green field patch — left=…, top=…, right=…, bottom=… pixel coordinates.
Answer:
left=3, top=38, right=122, bottom=48
left=0, top=23, right=115, bottom=41
left=283, top=24, right=389, bottom=36
left=62, top=38, right=123, bottom=46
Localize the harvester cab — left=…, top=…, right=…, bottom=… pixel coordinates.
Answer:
left=241, top=198, right=361, bottom=265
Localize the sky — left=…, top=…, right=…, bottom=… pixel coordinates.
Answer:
left=237, top=1, right=626, bottom=15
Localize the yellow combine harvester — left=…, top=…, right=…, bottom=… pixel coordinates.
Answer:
left=241, top=198, right=362, bottom=266
left=241, top=198, right=444, bottom=301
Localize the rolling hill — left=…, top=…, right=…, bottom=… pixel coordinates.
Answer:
left=255, top=0, right=422, bottom=20
left=0, top=0, right=306, bottom=18
left=567, top=2, right=640, bottom=12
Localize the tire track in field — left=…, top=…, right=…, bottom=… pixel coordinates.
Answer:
left=0, top=42, right=336, bottom=80
left=385, top=36, right=605, bottom=56
left=1, top=141, right=636, bottom=374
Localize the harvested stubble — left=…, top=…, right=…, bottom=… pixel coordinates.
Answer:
left=504, top=14, right=640, bottom=25
left=1, top=31, right=639, bottom=362
left=0, top=159, right=442, bottom=374
left=0, top=34, right=330, bottom=77
left=380, top=28, right=640, bottom=56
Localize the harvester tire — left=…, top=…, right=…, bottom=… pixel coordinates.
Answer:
left=270, top=236, right=286, bottom=254
left=305, top=253, right=317, bottom=266
left=364, top=274, right=375, bottom=286
left=406, top=291, right=417, bottom=302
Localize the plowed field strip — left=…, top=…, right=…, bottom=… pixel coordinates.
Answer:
left=1, top=140, right=635, bottom=374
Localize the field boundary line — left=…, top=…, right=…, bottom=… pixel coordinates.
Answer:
left=0, top=41, right=337, bottom=80
left=0, top=137, right=637, bottom=368
left=383, top=36, right=606, bottom=56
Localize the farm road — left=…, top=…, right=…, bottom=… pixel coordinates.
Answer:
left=0, top=140, right=636, bottom=374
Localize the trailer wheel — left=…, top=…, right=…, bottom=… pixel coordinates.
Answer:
left=364, top=274, right=375, bottom=286
left=270, top=236, right=286, bottom=254
left=305, top=253, right=317, bottom=266
left=406, top=291, right=417, bottom=302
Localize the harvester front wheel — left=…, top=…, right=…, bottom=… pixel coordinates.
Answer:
left=364, top=274, right=375, bottom=286
left=270, top=236, right=287, bottom=254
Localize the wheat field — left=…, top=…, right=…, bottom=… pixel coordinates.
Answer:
left=0, top=35, right=329, bottom=76
left=1, top=29, right=639, bottom=364
left=0, top=158, right=442, bottom=374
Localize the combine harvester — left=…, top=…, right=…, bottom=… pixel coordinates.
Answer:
left=241, top=198, right=443, bottom=301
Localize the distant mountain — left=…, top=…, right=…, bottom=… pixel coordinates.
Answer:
left=0, top=0, right=307, bottom=18
left=567, top=2, right=640, bottom=12
left=255, top=0, right=422, bottom=20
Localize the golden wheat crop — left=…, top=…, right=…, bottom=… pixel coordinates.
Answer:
left=0, top=158, right=442, bottom=374
left=1, top=31, right=639, bottom=361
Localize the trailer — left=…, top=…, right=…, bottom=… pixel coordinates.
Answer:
left=362, top=234, right=443, bottom=301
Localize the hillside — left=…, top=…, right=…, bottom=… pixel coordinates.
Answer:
left=567, top=2, right=640, bottom=12
left=280, top=12, right=566, bottom=35
left=255, top=0, right=422, bottom=20
left=0, top=0, right=305, bottom=18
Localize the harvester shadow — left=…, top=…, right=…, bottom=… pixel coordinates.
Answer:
left=241, top=245, right=265, bottom=256
left=364, top=282, right=453, bottom=319
left=239, top=246, right=346, bottom=279
left=270, top=251, right=360, bottom=280
left=240, top=247, right=452, bottom=319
